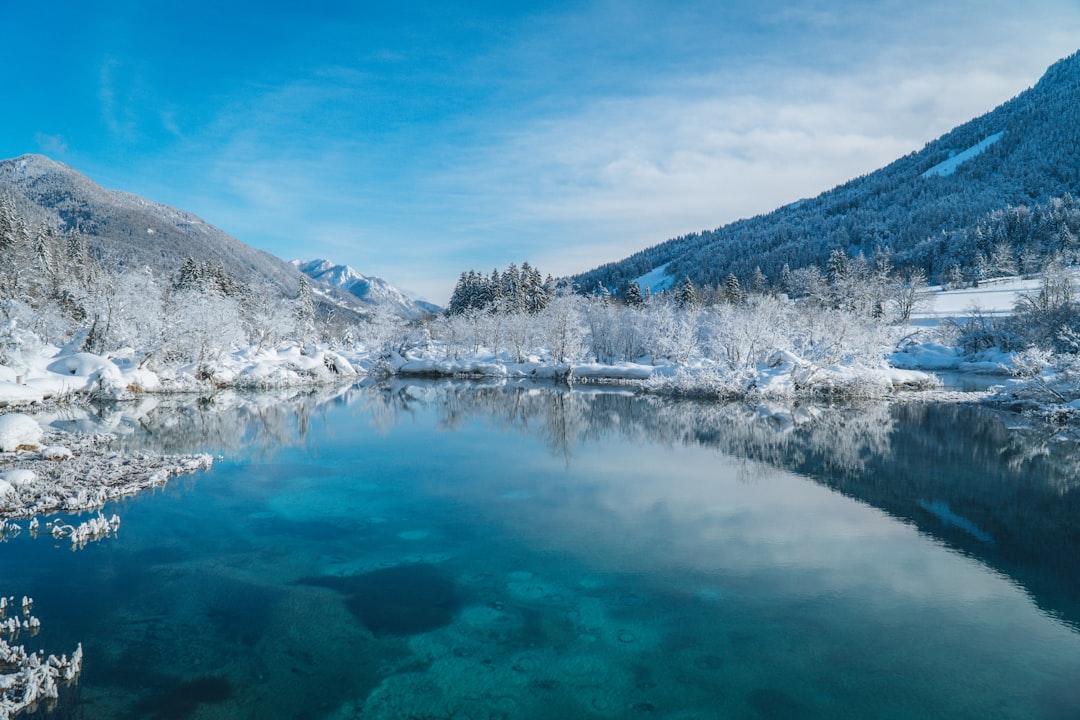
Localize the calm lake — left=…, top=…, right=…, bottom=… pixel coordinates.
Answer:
left=5, top=381, right=1080, bottom=719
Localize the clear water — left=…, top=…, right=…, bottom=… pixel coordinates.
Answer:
left=5, top=382, right=1080, bottom=719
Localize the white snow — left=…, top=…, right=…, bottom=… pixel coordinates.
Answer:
left=0, top=469, right=37, bottom=488
left=293, top=258, right=434, bottom=318
left=921, top=132, right=1004, bottom=178
left=0, top=428, right=212, bottom=520
left=632, top=263, right=675, bottom=294
left=0, top=415, right=43, bottom=452
left=912, top=275, right=1042, bottom=323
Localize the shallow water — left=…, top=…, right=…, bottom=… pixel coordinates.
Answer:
left=5, top=382, right=1080, bottom=719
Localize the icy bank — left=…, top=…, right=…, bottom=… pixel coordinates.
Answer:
left=394, top=351, right=939, bottom=399
left=0, top=412, right=211, bottom=717
left=0, top=343, right=362, bottom=408
left=0, top=421, right=211, bottom=521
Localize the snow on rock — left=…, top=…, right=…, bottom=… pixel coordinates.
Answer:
left=0, top=414, right=43, bottom=452
left=45, top=353, right=133, bottom=399
left=890, top=342, right=962, bottom=370
left=0, top=382, right=46, bottom=408
left=40, top=446, right=72, bottom=461
left=46, top=353, right=115, bottom=378
left=122, top=367, right=161, bottom=393
left=644, top=351, right=939, bottom=400
left=891, top=341, right=1016, bottom=375
left=154, top=346, right=365, bottom=391
left=570, top=362, right=657, bottom=381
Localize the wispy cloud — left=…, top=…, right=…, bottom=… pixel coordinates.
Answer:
left=415, top=51, right=1067, bottom=285
left=75, top=0, right=1080, bottom=303
left=34, top=133, right=68, bottom=156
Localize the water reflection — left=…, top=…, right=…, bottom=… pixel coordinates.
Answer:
left=67, top=380, right=1080, bottom=636
left=17, top=380, right=1080, bottom=718
left=37, top=382, right=365, bottom=456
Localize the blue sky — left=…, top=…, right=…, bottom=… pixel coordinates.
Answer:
left=3, top=1, right=1080, bottom=302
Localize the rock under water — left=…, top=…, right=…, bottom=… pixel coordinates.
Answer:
left=299, top=563, right=462, bottom=637
left=131, top=675, right=232, bottom=719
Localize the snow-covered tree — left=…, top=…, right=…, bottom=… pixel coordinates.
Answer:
left=676, top=276, right=698, bottom=307
left=293, top=275, right=316, bottom=344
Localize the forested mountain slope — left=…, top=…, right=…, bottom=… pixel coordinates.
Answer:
left=573, top=51, right=1080, bottom=294
left=0, top=154, right=302, bottom=293
left=0, top=155, right=428, bottom=320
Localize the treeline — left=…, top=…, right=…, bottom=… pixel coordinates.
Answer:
left=447, top=261, right=554, bottom=315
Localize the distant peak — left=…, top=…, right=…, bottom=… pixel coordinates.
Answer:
left=4, top=153, right=67, bottom=170
left=1035, top=49, right=1080, bottom=87
left=0, top=154, right=83, bottom=183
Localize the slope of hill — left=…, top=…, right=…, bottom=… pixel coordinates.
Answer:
left=0, top=154, right=303, bottom=293
left=0, top=154, right=432, bottom=321
left=573, top=50, right=1080, bottom=294
left=292, top=259, right=437, bottom=319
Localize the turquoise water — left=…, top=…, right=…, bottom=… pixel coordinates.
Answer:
left=5, top=383, right=1080, bottom=719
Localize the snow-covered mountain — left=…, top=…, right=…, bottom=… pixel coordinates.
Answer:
left=0, top=154, right=303, bottom=294
left=293, top=259, right=438, bottom=319
left=574, top=49, right=1080, bottom=295
left=0, top=154, right=436, bottom=323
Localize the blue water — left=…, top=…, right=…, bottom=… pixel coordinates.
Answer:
left=5, top=383, right=1080, bottom=719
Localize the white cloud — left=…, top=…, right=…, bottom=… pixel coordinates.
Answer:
left=112, top=0, right=1080, bottom=304
left=416, top=33, right=1080, bottom=287
left=34, top=133, right=68, bottom=156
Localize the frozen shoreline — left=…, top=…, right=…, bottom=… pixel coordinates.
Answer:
left=0, top=428, right=211, bottom=522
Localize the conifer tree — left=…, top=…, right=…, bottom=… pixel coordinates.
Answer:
left=294, top=274, right=316, bottom=341
left=676, top=276, right=698, bottom=307
left=723, top=273, right=742, bottom=304
left=750, top=267, right=768, bottom=294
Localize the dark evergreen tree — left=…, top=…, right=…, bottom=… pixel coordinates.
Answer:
left=723, top=273, right=742, bottom=304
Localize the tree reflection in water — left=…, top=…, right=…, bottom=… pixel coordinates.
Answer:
left=64, top=379, right=1080, bottom=632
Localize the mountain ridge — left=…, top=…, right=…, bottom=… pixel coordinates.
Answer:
left=0, top=154, right=426, bottom=319
left=292, top=259, right=438, bottom=319
left=572, top=50, right=1080, bottom=294
left=0, top=154, right=301, bottom=293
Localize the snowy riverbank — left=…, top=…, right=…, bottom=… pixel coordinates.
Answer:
left=0, top=425, right=211, bottom=522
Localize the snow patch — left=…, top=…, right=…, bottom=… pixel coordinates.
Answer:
left=0, top=415, right=42, bottom=452
left=922, top=132, right=1004, bottom=178
left=632, top=263, right=675, bottom=294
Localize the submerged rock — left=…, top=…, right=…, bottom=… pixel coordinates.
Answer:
left=299, top=563, right=462, bottom=637
left=131, top=675, right=233, bottom=719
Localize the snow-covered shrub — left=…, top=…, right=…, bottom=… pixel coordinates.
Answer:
left=644, top=301, right=700, bottom=364
left=582, top=301, right=643, bottom=363
left=537, top=293, right=587, bottom=363
left=156, top=289, right=246, bottom=364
